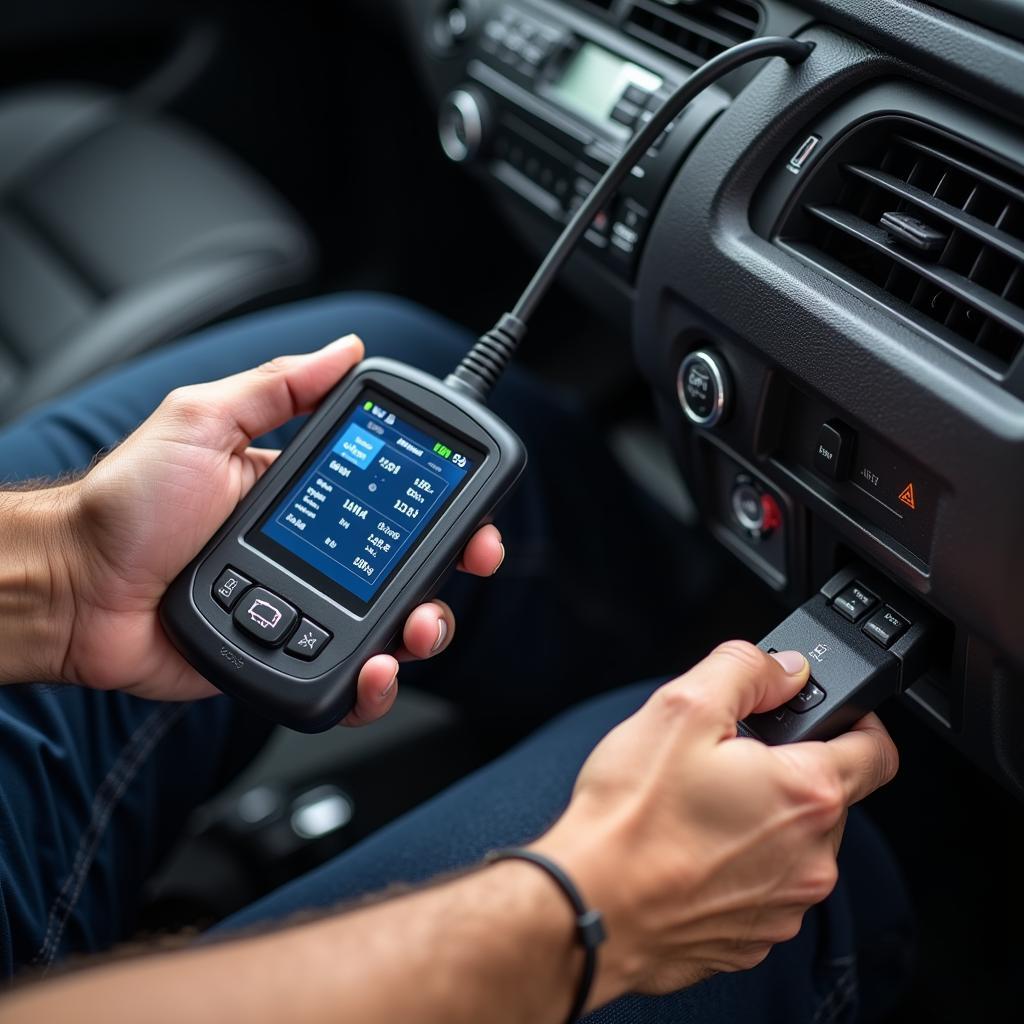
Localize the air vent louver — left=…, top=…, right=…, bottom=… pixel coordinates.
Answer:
left=562, top=0, right=620, bottom=19
left=626, top=0, right=761, bottom=66
left=779, top=119, right=1024, bottom=373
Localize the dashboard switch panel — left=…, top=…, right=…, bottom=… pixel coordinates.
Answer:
left=703, top=446, right=790, bottom=591
left=776, top=381, right=940, bottom=562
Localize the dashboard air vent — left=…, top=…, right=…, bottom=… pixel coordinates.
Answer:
left=625, top=0, right=761, bottom=66
left=778, top=119, right=1024, bottom=373
left=565, top=0, right=620, bottom=18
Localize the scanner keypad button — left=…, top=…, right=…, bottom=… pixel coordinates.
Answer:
left=285, top=618, right=332, bottom=661
left=233, top=586, right=297, bottom=646
left=213, top=567, right=252, bottom=611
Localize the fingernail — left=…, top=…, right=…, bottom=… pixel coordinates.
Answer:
left=325, top=334, right=360, bottom=351
left=432, top=618, right=448, bottom=653
left=379, top=673, right=398, bottom=701
left=771, top=650, right=808, bottom=675
left=492, top=543, right=507, bottom=576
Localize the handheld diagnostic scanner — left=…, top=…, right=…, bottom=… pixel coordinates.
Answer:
left=159, top=37, right=815, bottom=731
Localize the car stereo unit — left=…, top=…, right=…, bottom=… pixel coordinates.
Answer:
left=436, top=2, right=729, bottom=279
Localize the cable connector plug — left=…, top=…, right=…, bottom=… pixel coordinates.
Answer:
left=444, top=312, right=528, bottom=405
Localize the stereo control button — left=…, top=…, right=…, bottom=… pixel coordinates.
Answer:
left=213, top=567, right=252, bottom=611
left=234, top=587, right=298, bottom=647
left=611, top=99, right=641, bottom=127
left=677, top=350, right=730, bottom=428
left=623, top=83, right=651, bottom=106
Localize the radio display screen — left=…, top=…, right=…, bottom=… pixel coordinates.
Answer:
left=548, top=43, right=661, bottom=126
left=251, top=391, right=483, bottom=614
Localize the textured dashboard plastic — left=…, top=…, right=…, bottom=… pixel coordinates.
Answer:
left=632, top=18, right=1024, bottom=794
left=401, top=0, right=1024, bottom=794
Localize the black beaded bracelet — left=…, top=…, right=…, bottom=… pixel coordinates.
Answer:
left=484, top=848, right=606, bottom=1023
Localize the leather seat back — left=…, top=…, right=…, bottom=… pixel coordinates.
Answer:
left=0, top=85, right=316, bottom=420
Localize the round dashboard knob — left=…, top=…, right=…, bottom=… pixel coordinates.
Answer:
left=730, top=476, right=782, bottom=540
left=731, top=479, right=766, bottom=533
left=676, top=349, right=730, bottom=428
left=438, top=89, right=487, bottom=163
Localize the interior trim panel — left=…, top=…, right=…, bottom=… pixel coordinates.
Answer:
left=404, top=0, right=1024, bottom=797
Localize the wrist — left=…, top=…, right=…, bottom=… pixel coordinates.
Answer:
left=0, top=484, right=82, bottom=684
left=529, top=821, right=646, bottom=1011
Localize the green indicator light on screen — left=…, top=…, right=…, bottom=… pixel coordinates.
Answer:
left=433, top=442, right=453, bottom=459
left=363, top=401, right=373, bottom=411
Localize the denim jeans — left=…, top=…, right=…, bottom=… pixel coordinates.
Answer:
left=0, top=294, right=913, bottom=1021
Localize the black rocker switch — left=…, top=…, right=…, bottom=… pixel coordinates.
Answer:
left=740, top=566, right=933, bottom=745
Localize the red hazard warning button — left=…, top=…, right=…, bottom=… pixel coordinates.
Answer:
left=898, top=482, right=916, bottom=510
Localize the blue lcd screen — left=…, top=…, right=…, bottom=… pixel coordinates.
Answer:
left=255, top=391, right=480, bottom=610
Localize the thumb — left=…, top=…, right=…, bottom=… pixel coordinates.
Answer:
left=185, top=334, right=365, bottom=449
left=669, top=640, right=810, bottom=732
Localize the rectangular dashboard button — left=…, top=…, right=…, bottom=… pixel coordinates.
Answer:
left=815, top=420, right=854, bottom=481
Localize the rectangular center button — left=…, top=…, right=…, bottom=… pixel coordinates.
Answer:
left=815, top=419, right=855, bottom=481
left=233, top=586, right=297, bottom=646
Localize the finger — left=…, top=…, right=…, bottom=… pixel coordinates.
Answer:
left=228, top=448, right=283, bottom=504
left=397, top=600, right=456, bottom=662
left=188, top=334, right=365, bottom=449
left=457, top=525, right=505, bottom=576
left=244, top=447, right=281, bottom=478
left=663, top=641, right=811, bottom=730
left=821, top=713, right=899, bottom=805
left=342, top=654, right=399, bottom=727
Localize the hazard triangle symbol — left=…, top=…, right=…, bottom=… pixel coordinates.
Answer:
left=898, top=483, right=916, bottom=510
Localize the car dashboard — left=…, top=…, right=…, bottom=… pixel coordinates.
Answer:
left=399, top=0, right=1024, bottom=796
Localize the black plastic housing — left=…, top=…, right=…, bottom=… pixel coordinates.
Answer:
left=743, top=565, right=933, bottom=744
left=160, top=358, right=527, bottom=733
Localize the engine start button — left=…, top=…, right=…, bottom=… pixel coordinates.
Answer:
left=677, top=350, right=730, bottom=427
